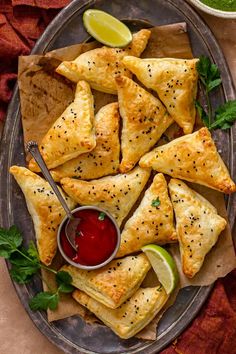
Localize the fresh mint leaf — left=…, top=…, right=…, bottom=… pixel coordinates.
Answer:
left=98, top=212, right=106, bottom=221
left=29, top=291, right=59, bottom=311
left=151, top=198, right=161, bottom=208
left=195, top=101, right=210, bottom=128
left=209, top=100, right=236, bottom=130
left=0, top=226, right=23, bottom=258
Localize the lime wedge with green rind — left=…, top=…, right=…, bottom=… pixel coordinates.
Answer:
left=83, top=9, right=132, bottom=48
left=142, top=244, right=179, bottom=294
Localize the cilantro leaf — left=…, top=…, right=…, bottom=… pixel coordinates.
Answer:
left=0, top=226, right=23, bottom=258
left=208, top=78, right=222, bottom=92
left=197, top=56, right=221, bottom=93
left=9, top=250, right=40, bottom=283
left=209, top=100, right=236, bottom=130
left=98, top=212, right=106, bottom=221
left=28, top=241, right=40, bottom=261
left=58, top=283, right=74, bottom=293
left=10, top=263, right=39, bottom=284
left=195, top=101, right=210, bottom=128
left=151, top=198, right=161, bottom=207
left=56, top=270, right=73, bottom=286
left=56, top=271, right=74, bottom=293
left=29, top=291, right=59, bottom=311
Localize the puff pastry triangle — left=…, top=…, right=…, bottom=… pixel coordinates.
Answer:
left=29, top=81, right=96, bottom=171
left=122, top=56, right=198, bottom=134
left=140, top=127, right=236, bottom=194
left=117, top=173, right=177, bottom=258
left=169, top=179, right=227, bottom=278
left=50, top=102, right=120, bottom=181
left=61, top=253, right=151, bottom=309
left=73, top=285, right=168, bottom=339
left=116, top=76, right=173, bottom=173
left=61, top=166, right=151, bottom=226
left=9, top=166, right=76, bottom=265
left=56, top=30, right=151, bottom=94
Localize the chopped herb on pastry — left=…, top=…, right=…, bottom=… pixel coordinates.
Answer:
left=139, top=127, right=236, bottom=194
left=60, top=166, right=151, bottom=226
left=9, top=166, right=76, bottom=265
left=122, top=56, right=198, bottom=134
left=73, top=285, right=168, bottom=339
left=116, top=173, right=177, bottom=258
left=56, top=29, right=151, bottom=94
left=50, top=102, right=120, bottom=181
left=61, top=253, right=151, bottom=309
left=116, top=76, right=173, bottom=173
left=169, top=179, right=227, bottom=278
left=29, top=81, right=96, bottom=171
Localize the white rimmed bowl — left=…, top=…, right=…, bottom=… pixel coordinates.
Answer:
left=188, top=0, right=236, bottom=18
left=57, top=206, right=121, bottom=270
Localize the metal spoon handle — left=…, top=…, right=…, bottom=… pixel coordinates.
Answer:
left=26, top=141, right=73, bottom=219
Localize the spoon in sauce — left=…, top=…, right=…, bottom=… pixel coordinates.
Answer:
left=26, top=141, right=79, bottom=251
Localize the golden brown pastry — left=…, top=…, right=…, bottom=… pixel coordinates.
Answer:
left=116, top=76, right=173, bottom=173
left=139, top=127, right=236, bottom=194
left=29, top=81, right=96, bottom=171
left=61, top=166, right=151, bottom=226
left=61, top=253, right=151, bottom=309
left=9, top=166, right=76, bottom=265
left=73, top=285, right=168, bottom=339
left=122, top=56, right=198, bottom=134
left=169, top=178, right=227, bottom=278
left=56, top=30, right=151, bottom=94
left=116, top=173, right=177, bottom=258
left=50, top=102, right=120, bottom=181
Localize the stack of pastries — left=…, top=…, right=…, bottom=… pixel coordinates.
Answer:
left=10, top=29, right=235, bottom=339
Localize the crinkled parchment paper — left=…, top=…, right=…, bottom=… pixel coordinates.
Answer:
left=18, top=22, right=236, bottom=340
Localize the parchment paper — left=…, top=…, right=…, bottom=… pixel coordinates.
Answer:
left=18, top=22, right=236, bottom=340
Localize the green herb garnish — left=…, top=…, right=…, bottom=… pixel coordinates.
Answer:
left=209, top=100, right=236, bottom=130
left=98, top=212, right=106, bottom=221
left=196, top=55, right=236, bottom=130
left=29, top=291, right=59, bottom=311
left=151, top=198, right=161, bottom=208
left=0, top=226, right=74, bottom=311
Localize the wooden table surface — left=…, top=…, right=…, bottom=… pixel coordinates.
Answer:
left=0, top=7, right=235, bottom=354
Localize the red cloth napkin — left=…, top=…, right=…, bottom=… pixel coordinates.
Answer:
left=0, top=1, right=236, bottom=353
left=0, top=0, right=70, bottom=121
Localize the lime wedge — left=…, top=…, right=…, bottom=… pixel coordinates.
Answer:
left=142, top=244, right=179, bottom=294
left=83, top=9, right=132, bottom=48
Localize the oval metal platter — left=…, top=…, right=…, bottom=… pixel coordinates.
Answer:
left=0, top=0, right=236, bottom=353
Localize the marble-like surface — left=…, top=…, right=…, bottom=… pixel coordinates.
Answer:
left=0, top=6, right=235, bottom=354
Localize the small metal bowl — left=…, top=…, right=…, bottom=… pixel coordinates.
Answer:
left=57, top=205, right=121, bottom=270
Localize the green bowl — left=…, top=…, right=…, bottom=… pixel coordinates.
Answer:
left=188, top=0, right=236, bottom=18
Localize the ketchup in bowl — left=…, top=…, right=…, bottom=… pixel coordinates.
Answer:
left=58, top=207, right=120, bottom=269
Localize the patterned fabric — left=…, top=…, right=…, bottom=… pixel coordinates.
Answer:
left=0, top=2, right=236, bottom=352
left=161, top=270, right=236, bottom=354
left=0, top=0, right=70, bottom=121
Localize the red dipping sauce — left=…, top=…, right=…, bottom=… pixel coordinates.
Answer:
left=60, top=209, right=118, bottom=266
